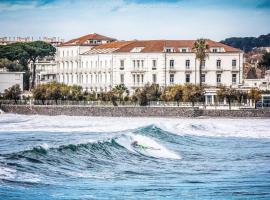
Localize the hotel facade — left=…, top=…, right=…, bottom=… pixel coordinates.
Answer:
left=54, top=34, right=243, bottom=102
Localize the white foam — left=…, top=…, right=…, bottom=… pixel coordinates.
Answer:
left=0, top=165, right=41, bottom=183
left=0, top=114, right=270, bottom=139
left=40, top=143, right=50, bottom=150
left=0, top=166, right=16, bottom=180
left=116, top=133, right=181, bottom=160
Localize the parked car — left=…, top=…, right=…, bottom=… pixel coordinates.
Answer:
left=256, top=101, right=270, bottom=108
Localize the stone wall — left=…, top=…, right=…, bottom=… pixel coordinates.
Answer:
left=1, top=105, right=270, bottom=118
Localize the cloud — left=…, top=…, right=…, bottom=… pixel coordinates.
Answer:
left=0, top=0, right=58, bottom=11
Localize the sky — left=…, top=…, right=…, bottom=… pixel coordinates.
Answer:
left=0, top=0, right=270, bottom=42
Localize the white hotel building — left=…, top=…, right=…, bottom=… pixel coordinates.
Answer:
left=56, top=34, right=243, bottom=103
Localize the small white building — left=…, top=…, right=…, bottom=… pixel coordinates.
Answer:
left=0, top=71, right=24, bottom=93
left=29, top=57, right=57, bottom=85
left=242, top=70, right=270, bottom=91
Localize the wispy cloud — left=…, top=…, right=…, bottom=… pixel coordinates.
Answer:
left=0, top=0, right=58, bottom=11
left=0, top=0, right=269, bottom=41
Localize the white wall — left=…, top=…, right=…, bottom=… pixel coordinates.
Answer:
left=0, top=72, right=24, bottom=93
left=57, top=49, right=244, bottom=93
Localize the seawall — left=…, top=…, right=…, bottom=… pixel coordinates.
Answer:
left=1, top=105, right=270, bottom=118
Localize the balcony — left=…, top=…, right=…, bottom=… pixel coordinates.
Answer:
left=169, top=69, right=177, bottom=73
left=131, top=68, right=146, bottom=73
left=232, top=67, right=239, bottom=72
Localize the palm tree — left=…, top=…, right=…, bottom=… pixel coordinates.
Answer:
left=192, top=39, right=209, bottom=87
left=248, top=88, right=261, bottom=109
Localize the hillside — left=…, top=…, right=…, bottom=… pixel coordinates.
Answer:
left=220, top=33, right=270, bottom=52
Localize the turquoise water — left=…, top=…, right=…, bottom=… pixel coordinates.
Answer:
left=0, top=114, right=270, bottom=199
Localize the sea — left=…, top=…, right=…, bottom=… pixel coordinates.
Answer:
left=0, top=114, right=270, bottom=200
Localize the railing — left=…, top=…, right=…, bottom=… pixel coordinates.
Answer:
left=0, top=100, right=264, bottom=110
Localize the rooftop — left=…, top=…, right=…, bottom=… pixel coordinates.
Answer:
left=62, top=33, right=116, bottom=46
left=84, top=39, right=241, bottom=54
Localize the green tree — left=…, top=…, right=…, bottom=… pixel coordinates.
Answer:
left=3, top=84, right=22, bottom=104
left=259, top=52, right=270, bottom=70
left=32, top=84, right=47, bottom=105
left=130, top=84, right=162, bottom=106
left=248, top=88, right=261, bottom=109
left=112, top=84, right=129, bottom=102
left=0, top=41, right=56, bottom=89
left=22, top=41, right=56, bottom=89
left=0, top=58, right=24, bottom=71
left=69, top=85, right=83, bottom=101
left=217, top=85, right=238, bottom=110
left=45, top=82, right=63, bottom=104
left=192, top=39, right=209, bottom=87
left=182, top=84, right=204, bottom=107
left=161, top=84, right=183, bottom=105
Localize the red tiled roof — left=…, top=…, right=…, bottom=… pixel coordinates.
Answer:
left=88, top=40, right=241, bottom=53
left=62, top=33, right=116, bottom=46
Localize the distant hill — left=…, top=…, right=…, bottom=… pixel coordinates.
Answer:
left=220, top=33, right=270, bottom=52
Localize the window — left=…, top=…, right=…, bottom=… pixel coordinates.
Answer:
left=133, top=60, right=136, bottom=68
left=120, top=60, right=124, bottom=70
left=201, top=74, right=205, bottom=83
left=181, top=48, right=187, bottom=53
left=201, top=60, right=206, bottom=69
left=152, top=60, right=157, bottom=70
left=170, top=60, right=174, bottom=69
left=217, top=59, right=221, bottom=69
left=212, top=48, right=218, bottom=53
left=141, top=60, right=144, bottom=68
left=131, top=47, right=144, bottom=53
left=186, top=74, right=190, bottom=83
left=141, top=74, right=144, bottom=84
left=232, top=59, right=237, bottom=68
left=232, top=74, right=237, bottom=84
left=165, top=48, right=174, bottom=53
left=217, top=74, right=221, bottom=83
left=137, top=74, right=140, bottom=85
left=137, top=60, right=140, bottom=68
left=170, top=74, right=174, bottom=84
left=133, top=74, right=136, bottom=85
left=185, top=60, right=190, bottom=69
left=120, top=74, right=124, bottom=84
left=152, top=74, right=157, bottom=83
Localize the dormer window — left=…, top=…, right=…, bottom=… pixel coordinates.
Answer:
left=165, top=48, right=174, bottom=53
left=130, top=47, right=144, bottom=53
left=180, top=48, right=189, bottom=53
left=211, top=47, right=225, bottom=53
